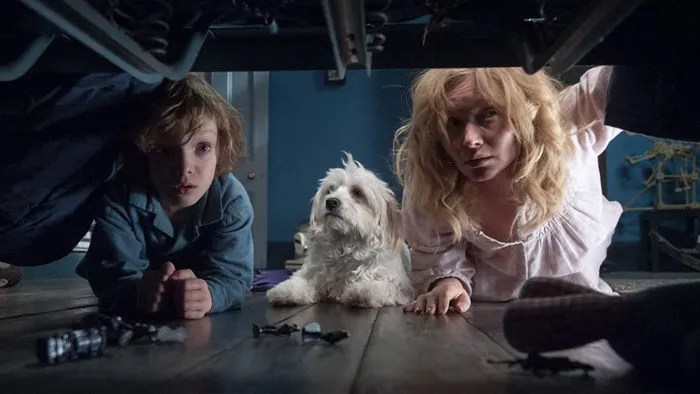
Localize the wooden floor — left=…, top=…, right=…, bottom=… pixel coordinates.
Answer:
left=1, top=275, right=698, bottom=394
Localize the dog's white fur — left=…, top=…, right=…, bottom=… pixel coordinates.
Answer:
left=266, top=153, right=413, bottom=308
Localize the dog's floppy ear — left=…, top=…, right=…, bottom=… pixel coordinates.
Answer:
left=382, top=197, right=404, bottom=250
left=308, top=183, right=323, bottom=230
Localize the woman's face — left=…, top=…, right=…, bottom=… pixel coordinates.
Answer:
left=442, top=76, right=519, bottom=183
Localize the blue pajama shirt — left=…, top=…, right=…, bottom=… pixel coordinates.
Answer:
left=76, top=173, right=254, bottom=314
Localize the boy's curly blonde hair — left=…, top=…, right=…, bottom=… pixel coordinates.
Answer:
left=394, top=67, right=573, bottom=241
left=134, top=73, right=244, bottom=176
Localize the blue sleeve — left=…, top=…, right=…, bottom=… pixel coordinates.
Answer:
left=76, top=184, right=149, bottom=314
left=0, top=73, right=159, bottom=266
left=201, top=180, right=255, bottom=313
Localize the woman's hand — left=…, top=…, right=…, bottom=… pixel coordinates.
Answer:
left=404, top=277, right=471, bottom=315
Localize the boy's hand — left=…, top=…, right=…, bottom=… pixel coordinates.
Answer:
left=169, top=269, right=213, bottom=319
left=404, top=277, right=471, bottom=315
left=137, top=261, right=175, bottom=314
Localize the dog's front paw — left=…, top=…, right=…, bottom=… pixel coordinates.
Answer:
left=340, top=288, right=384, bottom=308
left=266, top=278, right=317, bottom=306
left=341, top=281, right=412, bottom=308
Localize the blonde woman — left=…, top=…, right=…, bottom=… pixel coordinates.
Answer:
left=395, top=66, right=622, bottom=315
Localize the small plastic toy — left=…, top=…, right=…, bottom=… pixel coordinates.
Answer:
left=36, top=327, right=108, bottom=365
left=301, top=322, right=349, bottom=345
left=74, top=314, right=133, bottom=346
left=252, top=323, right=300, bottom=338
left=252, top=321, right=350, bottom=345
left=318, top=330, right=350, bottom=345
left=73, top=313, right=159, bottom=345
left=300, top=322, right=322, bottom=342
left=487, top=352, right=594, bottom=377
left=37, top=313, right=186, bottom=365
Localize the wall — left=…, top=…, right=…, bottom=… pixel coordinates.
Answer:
left=265, top=68, right=700, bottom=270
left=605, top=131, right=655, bottom=243
left=267, top=69, right=414, bottom=248
left=266, top=69, right=700, bottom=271
left=605, top=131, right=700, bottom=271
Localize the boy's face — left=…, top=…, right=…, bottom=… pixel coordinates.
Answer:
left=148, top=119, right=218, bottom=216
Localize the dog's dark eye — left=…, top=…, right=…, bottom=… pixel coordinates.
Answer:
left=325, top=186, right=335, bottom=195
left=351, top=187, right=363, bottom=198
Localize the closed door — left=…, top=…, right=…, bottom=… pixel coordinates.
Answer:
left=204, top=72, right=269, bottom=269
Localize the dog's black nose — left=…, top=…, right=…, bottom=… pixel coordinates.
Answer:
left=326, top=197, right=340, bottom=210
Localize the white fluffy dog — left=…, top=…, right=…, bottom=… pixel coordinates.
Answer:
left=266, top=153, right=413, bottom=308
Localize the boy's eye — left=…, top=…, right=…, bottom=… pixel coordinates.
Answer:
left=196, top=143, right=212, bottom=153
left=150, top=145, right=166, bottom=154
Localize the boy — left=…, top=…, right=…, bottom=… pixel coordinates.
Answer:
left=77, top=74, right=254, bottom=319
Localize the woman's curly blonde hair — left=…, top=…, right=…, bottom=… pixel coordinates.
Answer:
left=394, top=67, right=573, bottom=241
left=134, top=73, right=244, bottom=176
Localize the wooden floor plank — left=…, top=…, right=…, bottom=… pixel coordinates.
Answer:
left=1, top=279, right=91, bottom=295
left=351, top=307, right=514, bottom=394
left=465, top=303, right=632, bottom=376
left=168, top=303, right=379, bottom=394
left=0, top=295, right=309, bottom=394
left=2, top=278, right=697, bottom=393
left=0, top=279, right=97, bottom=319
left=0, top=307, right=98, bottom=371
